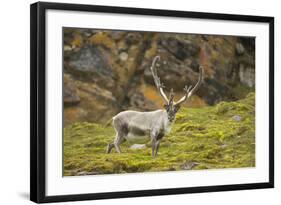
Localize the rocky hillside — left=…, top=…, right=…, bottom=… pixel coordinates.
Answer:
left=63, top=28, right=255, bottom=125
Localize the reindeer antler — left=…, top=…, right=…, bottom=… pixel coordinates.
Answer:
left=150, top=56, right=169, bottom=104
left=151, top=56, right=203, bottom=106
left=174, top=66, right=204, bottom=106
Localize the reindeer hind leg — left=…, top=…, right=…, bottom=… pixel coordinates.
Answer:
left=106, top=143, right=114, bottom=153
left=114, top=132, right=125, bottom=154
left=109, top=118, right=127, bottom=154
left=154, top=140, right=161, bottom=157
left=106, top=133, right=123, bottom=154
left=106, top=127, right=119, bottom=154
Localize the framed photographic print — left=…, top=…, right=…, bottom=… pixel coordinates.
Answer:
left=30, top=1, right=274, bottom=203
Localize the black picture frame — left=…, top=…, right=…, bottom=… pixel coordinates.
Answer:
left=30, top=1, right=274, bottom=203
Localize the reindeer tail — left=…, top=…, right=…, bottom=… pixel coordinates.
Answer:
left=104, top=118, right=113, bottom=127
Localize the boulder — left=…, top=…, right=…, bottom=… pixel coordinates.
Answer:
left=180, top=161, right=200, bottom=170
left=232, top=115, right=242, bottom=122
left=130, top=144, right=146, bottom=149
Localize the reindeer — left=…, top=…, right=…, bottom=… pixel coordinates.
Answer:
left=106, top=56, right=203, bottom=157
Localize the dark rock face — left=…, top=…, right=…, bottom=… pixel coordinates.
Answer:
left=66, top=46, right=115, bottom=90
left=144, top=56, right=199, bottom=91
left=125, top=32, right=142, bottom=45
left=143, top=35, right=201, bottom=91
left=201, top=78, right=230, bottom=105
left=63, top=28, right=255, bottom=125
left=64, top=74, right=80, bottom=106
left=127, top=91, right=158, bottom=111
left=146, top=67, right=194, bottom=91
left=160, top=36, right=200, bottom=60
left=69, top=46, right=112, bottom=75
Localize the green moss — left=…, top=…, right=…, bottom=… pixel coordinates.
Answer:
left=64, top=93, right=255, bottom=176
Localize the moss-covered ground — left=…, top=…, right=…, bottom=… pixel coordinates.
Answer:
left=64, top=93, right=255, bottom=176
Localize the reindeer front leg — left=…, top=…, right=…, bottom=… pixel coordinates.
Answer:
left=150, top=130, right=160, bottom=157
left=151, top=138, right=156, bottom=157
left=150, top=131, right=156, bottom=157
left=114, top=134, right=123, bottom=153
left=154, top=132, right=164, bottom=157
left=155, top=140, right=161, bottom=156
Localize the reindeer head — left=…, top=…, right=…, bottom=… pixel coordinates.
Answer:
left=150, top=56, right=203, bottom=122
